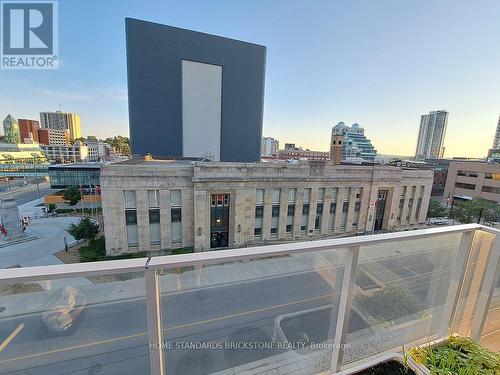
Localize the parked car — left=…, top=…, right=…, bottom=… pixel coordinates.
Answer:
left=40, top=287, right=86, bottom=334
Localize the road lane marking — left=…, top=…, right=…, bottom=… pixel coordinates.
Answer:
left=0, top=332, right=147, bottom=364
left=0, top=324, right=24, bottom=353
left=164, top=292, right=334, bottom=331
left=0, top=292, right=333, bottom=364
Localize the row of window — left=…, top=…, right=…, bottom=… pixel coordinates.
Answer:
left=455, top=182, right=475, bottom=190
left=457, top=170, right=478, bottom=178
left=457, top=171, right=500, bottom=181
left=396, top=186, right=425, bottom=223
left=482, top=185, right=500, bottom=195
left=124, top=190, right=182, bottom=247
left=255, top=187, right=362, bottom=237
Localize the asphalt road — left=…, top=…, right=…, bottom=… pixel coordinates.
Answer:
left=0, top=269, right=337, bottom=375
left=1, top=184, right=58, bottom=206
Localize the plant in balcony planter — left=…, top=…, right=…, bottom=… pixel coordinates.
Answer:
left=409, top=336, right=500, bottom=374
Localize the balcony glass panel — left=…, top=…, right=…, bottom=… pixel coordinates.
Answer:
left=159, top=248, right=351, bottom=375
left=0, top=272, right=149, bottom=374
left=342, top=232, right=462, bottom=367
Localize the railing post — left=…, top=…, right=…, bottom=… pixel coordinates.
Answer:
left=470, top=233, right=500, bottom=341
left=145, top=267, right=165, bottom=375
left=331, top=245, right=360, bottom=373
left=438, top=230, right=474, bottom=338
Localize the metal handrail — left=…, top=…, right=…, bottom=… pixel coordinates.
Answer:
left=0, top=223, right=487, bottom=283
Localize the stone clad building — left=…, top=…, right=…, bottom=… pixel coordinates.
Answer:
left=101, top=159, right=433, bottom=255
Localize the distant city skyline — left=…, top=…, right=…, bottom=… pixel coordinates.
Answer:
left=1, top=0, right=499, bottom=158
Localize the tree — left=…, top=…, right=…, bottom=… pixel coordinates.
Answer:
left=426, top=198, right=448, bottom=220
left=63, top=186, right=81, bottom=207
left=104, top=136, right=131, bottom=156
left=67, top=218, right=100, bottom=241
left=86, top=135, right=98, bottom=142
left=450, top=198, right=500, bottom=225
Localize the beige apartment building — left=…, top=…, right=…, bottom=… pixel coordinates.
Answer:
left=101, top=159, right=433, bottom=255
left=443, top=161, right=500, bottom=203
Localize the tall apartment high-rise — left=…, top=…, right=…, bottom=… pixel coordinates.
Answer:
left=126, top=18, right=266, bottom=162
left=415, top=110, right=448, bottom=159
left=492, top=115, right=500, bottom=149
left=261, top=137, right=279, bottom=156
left=2, top=115, right=21, bottom=144
left=39, top=111, right=81, bottom=141
left=331, top=122, right=377, bottom=162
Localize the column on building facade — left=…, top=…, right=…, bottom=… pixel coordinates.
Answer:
left=233, top=189, right=247, bottom=247
left=320, top=188, right=332, bottom=236
left=333, top=186, right=345, bottom=233
left=409, top=186, right=420, bottom=225
left=364, top=185, right=379, bottom=234
left=136, top=189, right=151, bottom=252
left=278, top=187, right=288, bottom=240
left=419, top=185, right=431, bottom=224
left=293, top=187, right=304, bottom=236
left=400, top=185, right=411, bottom=227
left=194, top=189, right=209, bottom=251
left=159, top=189, right=172, bottom=250
left=244, top=189, right=256, bottom=244
left=345, top=187, right=358, bottom=231
left=103, top=189, right=128, bottom=255
left=261, top=188, right=273, bottom=240
left=386, top=187, right=399, bottom=231
left=358, top=186, right=370, bottom=233
left=181, top=188, right=194, bottom=249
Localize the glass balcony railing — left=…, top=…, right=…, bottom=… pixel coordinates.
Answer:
left=0, top=224, right=498, bottom=375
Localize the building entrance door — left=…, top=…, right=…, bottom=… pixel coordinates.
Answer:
left=210, top=194, right=230, bottom=249
left=374, top=190, right=388, bottom=231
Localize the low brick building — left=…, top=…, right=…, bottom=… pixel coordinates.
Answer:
left=101, top=159, right=433, bottom=255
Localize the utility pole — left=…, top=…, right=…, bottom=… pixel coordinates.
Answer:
left=34, top=157, right=40, bottom=199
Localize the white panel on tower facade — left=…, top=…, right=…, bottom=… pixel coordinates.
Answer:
left=182, top=60, right=222, bottom=161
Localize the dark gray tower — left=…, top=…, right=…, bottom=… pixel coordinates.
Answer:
left=126, top=18, right=266, bottom=162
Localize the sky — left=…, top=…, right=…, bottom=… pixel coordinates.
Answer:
left=1, top=0, right=499, bottom=158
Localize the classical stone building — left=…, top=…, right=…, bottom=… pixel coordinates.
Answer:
left=101, top=159, right=433, bottom=255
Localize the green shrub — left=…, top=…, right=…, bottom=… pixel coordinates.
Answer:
left=79, top=236, right=147, bottom=262
left=410, top=336, right=500, bottom=374
left=171, top=247, right=194, bottom=255
left=67, top=217, right=100, bottom=241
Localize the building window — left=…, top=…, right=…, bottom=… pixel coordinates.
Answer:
left=148, top=190, right=160, bottom=245
left=288, top=188, right=296, bottom=203
left=457, top=170, right=478, bottom=178
left=406, top=187, right=415, bottom=221
left=317, top=188, right=325, bottom=202
left=315, top=202, right=323, bottom=231
left=340, top=188, right=350, bottom=229
left=328, top=202, right=336, bottom=231
left=124, top=190, right=138, bottom=246
left=455, top=182, right=475, bottom=190
left=286, top=204, right=295, bottom=233
left=303, top=188, right=311, bottom=204
left=171, top=190, right=182, bottom=244
left=271, top=189, right=280, bottom=235
left=397, top=187, right=406, bottom=222
left=301, top=204, right=309, bottom=231
left=254, top=206, right=263, bottom=236
left=485, top=173, right=500, bottom=180
left=482, top=185, right=500, bottom=194
left=255, top=189, right=264, bottom=237
left=271, top=205, right=280, bottom=235
left=352, top=188, right=362, bottom=227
